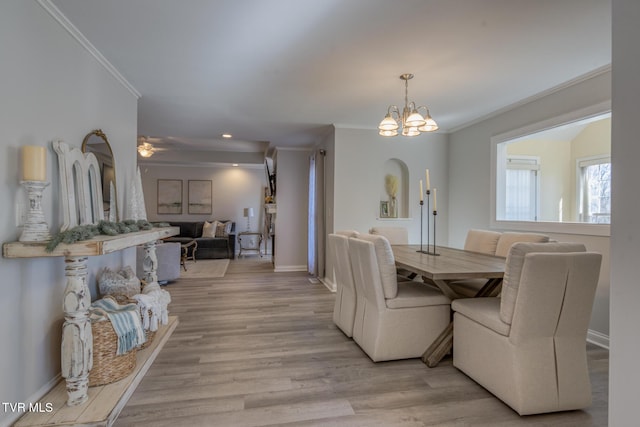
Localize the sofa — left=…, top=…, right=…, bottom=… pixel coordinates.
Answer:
left=163, top=221, right=235, bottom=259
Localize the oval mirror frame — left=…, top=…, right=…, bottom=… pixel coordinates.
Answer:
left=81, top=129, right=118, bottom=221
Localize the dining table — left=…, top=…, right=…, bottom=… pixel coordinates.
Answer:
left=392, top=245, right=506, bottom=367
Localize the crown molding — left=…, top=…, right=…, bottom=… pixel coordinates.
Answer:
left=37, top=0, right=141, bottom=99
left=449, top=64, right=612, bottom=134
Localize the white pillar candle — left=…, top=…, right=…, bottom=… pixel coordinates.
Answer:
left=22, top=146, right=46, bottom=181
left=425, top=169, right=431, bottom=191
left=433, top=188, right=437, bottom=211
left=419, top=180, right=423, bottom=201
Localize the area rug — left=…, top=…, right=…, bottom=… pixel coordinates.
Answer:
left=180, top=259, right=229, bottom=279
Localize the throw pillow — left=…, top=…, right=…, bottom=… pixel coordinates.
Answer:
left=224, top=221, right=233, bottom=235
left=202, top=220, right=216, bottom=238
left=215, top=221, right=228, bottom=237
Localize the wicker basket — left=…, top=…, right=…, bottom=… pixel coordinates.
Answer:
left=89, top=318, right=136, bottom=387
left=139, top=322, right=156, bottom=349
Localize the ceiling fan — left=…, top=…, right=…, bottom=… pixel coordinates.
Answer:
left=137, top=136, right=169, bottom=158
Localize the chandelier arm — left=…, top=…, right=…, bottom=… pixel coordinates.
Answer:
left=387, top=105, right=401, bottom=121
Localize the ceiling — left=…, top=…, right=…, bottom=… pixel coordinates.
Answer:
left=51, top=0, right=611, bottom=164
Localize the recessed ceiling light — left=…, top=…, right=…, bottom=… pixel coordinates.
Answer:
left=222, top=133, right=232, bottom=139
left=232, top=163, right=239, bottom=167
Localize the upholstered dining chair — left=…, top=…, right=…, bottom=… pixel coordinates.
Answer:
left=369, top=226, right=416, bottom=280
left=329, top=230, right=360, bottom=337
left=449, top=230, right=548, bottom=298
left=494, top=231, right=550, bottom=257
left=452, top=242, right=601, bottom=415
left=348, top=234, right=450, bottom=362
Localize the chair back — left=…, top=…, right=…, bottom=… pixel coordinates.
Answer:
left=500, top=242, right=585, bottom=325
left=335, top=230, right=359, bottom=238
left=356, top=234, right=399, bottom=299
left=509, top=251, right=601, bottom=341
left=348, top=237, right=387, bottom=309
left=464, top=229, right=502, bottom=254
left=369, top=226, right=408, bottom=245
left=328, top=234, right=356, bottom=294
left=494, top=232, right=549, bottom=257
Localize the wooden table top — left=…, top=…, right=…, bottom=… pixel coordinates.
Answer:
left=392, top=245, right=506, bottom=281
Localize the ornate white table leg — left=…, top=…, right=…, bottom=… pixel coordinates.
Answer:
left=61, top=256, right=92, bottom=406
left=141, top=241, right=159, bottom=286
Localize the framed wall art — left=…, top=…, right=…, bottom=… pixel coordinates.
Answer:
left=188, top=180, right=212, bottom=214
left=380, top=201, right=390, bottom=218
left=157, top=179, right=183, bottom=214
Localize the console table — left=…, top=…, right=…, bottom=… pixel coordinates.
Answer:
left=3, top=226, right=179, bottom=407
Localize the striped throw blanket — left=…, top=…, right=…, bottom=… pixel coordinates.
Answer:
left=91, top=298, right=146, bottom=355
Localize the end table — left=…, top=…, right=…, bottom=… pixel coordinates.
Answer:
left=238, top=232, right=263, bottom=257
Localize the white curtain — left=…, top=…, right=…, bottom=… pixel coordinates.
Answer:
left=308, top=150, right=325, bottom=277
left=505, top=169, right=536, bottom=220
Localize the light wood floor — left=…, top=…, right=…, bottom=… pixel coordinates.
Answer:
left=115, top=257, right=609, bottom=426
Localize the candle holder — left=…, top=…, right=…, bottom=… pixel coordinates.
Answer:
left=417, top=200, right=424, bottom=253
left=19, top=180, right=52, bottom=242
left=418, top=190, right=434, bottom=254
left=429, top=210, right=440, bottom=256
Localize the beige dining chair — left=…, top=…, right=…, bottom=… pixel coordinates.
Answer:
left=449, top=230, right=548, bottom=297
left=348, top=234, right=450, bottom=362
left=369, top=226, right=417, bottom=281
left=328, top=231, right=360, bottom=337
left=452, top=242, right=601, bottom=415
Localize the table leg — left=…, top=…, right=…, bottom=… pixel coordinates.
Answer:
left=141, top=241, right=159, bottom=286
left=61, top=256, right=92, bottom=406
left=421, top=277, right=503, bottom=367
left=475, top=278, right=503, bottom=298
left=421, top=322, right=453, bottom=368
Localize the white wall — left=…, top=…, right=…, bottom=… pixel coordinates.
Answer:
left=610, top=0, right=640, bottom=424
left=274, top=148, right=311, bottom=272
left=140, top=164, right=268, bottom=239
left=448, top=70, right=611, bottom=340
left=0, top=2, right=138, bottom=425
left=333, top=128, right=449, bottom=244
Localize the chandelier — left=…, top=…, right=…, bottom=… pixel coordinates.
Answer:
left=378, top=73, right=438, bottom=137
left=137, top=137, right=155, bottom=158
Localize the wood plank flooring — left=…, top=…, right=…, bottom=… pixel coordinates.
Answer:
left=115, top=257, right=609, bottom=426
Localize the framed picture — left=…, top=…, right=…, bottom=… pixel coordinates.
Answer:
left=157, top=179, right=183, bottom=214
left=188, top=180, right=212, bottom=214
left=380, top=201, right=389, bottom=218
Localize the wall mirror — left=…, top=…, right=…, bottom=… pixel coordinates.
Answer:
left=81, top=129, right=118, bottom=221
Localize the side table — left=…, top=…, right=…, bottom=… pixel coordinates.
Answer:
left=238, top=232, right=263, bottom=257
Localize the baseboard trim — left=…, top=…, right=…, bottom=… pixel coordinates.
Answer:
left=587, top=329, right=609, bottom=350
left=273, top=265, right=307, bottom=273
left=321, top=276, right=336, bottom=292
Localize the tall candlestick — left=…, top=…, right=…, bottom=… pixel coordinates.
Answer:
left=419, top=180, right=423, bottom=201
left=433, top=188, right=437, bottom=211
left=425, top=169, right=430, bottom=191
left=22, top=146, right=46, bottom=181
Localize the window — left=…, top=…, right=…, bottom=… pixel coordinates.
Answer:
left=578, top=156, right=611, bottom=223
left=505, top=157, right=539, bottom=221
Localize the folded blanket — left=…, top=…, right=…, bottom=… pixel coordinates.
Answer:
left=91, top=298, right=146, bottom=355
left=133, top=288, right=171, bottom=331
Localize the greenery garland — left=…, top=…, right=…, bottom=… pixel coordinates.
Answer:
left=45, top=219, right=163, bottom=252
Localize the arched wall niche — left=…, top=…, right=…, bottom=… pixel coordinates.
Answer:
left=381, top=158, right=409, bottom=218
